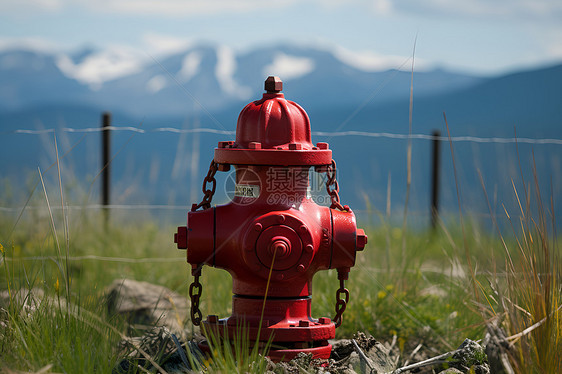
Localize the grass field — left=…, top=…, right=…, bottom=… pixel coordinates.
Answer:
left=0, top=168, right=560, bottom=372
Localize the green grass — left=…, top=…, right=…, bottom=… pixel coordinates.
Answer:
left=1, top=293, right=122, bottom=373
left=0, top=178, right=560, bottom=372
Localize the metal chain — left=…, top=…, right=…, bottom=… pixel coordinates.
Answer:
left=191, top=160, right=218, bottom=212
left=189, top=267, right=203, bottom=326
left=325, top=160, right=348, bottom=211
left=333, top=276, right=350, bottom=328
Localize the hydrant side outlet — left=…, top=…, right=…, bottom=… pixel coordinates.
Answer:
left=176, top=76, right=367, bottom=361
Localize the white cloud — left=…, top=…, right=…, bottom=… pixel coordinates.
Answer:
left=332, top=46, right=415, bottom=72
left=541, top=29, right=562, bottom=61
left=371, top=0, right=392, bottom=15
left=263, top=53, right=315, bottom=80
left=394, top=0, right=562, bottom=21
left=142, top=33, right=193, bottom=56
left=0, top=0, right=63, bottom=12
left=83, top=0, right=296, bottom=16
left=4, top=0, right=561, bottom=24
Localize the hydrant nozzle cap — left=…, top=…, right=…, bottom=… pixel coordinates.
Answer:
left=265, top=76, right=283, bottom=93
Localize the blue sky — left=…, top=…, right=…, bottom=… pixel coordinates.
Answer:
left=1, top=0, right=561, bottom=76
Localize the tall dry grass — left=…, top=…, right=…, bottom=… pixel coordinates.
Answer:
left=478, top=157, right=561, bottom=373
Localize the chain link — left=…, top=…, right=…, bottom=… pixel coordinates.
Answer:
left=325, top=160, right=351, bottom=327
left=191, top=160, right=218, bottom=212
left=188, top=160, right=217, bottom=323
left=325, top=160, right=348, bottom=211
left=333, top=276, right=350, bottom=328
left=189, top=267, right=203, bottom=325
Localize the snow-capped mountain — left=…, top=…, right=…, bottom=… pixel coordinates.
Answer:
left=56, top=46, right=145, bottom=89
left=0, top=49, right=91, bottom=111
left=1, top=42, right=561, bottom=223
left=0, top=43, right=484, bottom=117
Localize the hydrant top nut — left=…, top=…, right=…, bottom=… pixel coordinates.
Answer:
left=265, top=76, right=283, bottom=93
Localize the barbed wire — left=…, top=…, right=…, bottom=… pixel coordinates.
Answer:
left=11, top=126, right=235, bottom=135
left=7, top=126, right=562, bottom=145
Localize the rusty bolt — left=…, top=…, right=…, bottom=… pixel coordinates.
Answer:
left=297, top=264, right=305, bottom=272
left=217, top=163, right=230, bottom=172
left=248, top=142, right=262, bottom=149
left=207, top=315, right=219, bottom=324
left=299, top=320, right=310, bottom=327
left=356, top=229, right=368, bottom=251
left=254, top=223, right=263, bottom=232
left=277, top=214, right=285, bottom=223
left=218, top=141, right=234, bottom=148
left=175, top=226, right=187, bottom=249
left=305, top=244, right=314, bottom=253
left=316, top=142, right=329, bottom=150
left=265, top=76, right=283, bottom=93
left=288, top=143, right=302, bottom=150
left=318, top=317, right=331, bottom=325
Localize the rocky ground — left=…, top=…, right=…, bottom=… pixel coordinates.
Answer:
left=2, top=280, right=513, bottom=373
left=107, top=279, right=511, bottom=374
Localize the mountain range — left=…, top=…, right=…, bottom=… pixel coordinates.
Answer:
left=1, top=43, right=560, bottom=225
left=0, top=43, right=484, bottom=117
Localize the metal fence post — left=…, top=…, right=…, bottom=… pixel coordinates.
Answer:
left=431, top=130, right=441, bottom=229
left=101, top=112, right=111, bottom=224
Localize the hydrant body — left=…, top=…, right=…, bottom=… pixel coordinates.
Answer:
left=175, top=77, right=367, bottom=361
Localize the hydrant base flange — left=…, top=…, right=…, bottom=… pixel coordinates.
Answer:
left=197, top=339, right=333, bottom=362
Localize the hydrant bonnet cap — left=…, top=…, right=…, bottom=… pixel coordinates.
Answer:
left=213, top=75, right=333, bottom=166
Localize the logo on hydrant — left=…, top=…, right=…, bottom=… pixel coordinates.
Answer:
left=174, top=76, right=367, bottom=361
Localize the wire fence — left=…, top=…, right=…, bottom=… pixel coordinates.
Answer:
left=2, top=123, right=557, bottom=220
left=0, top=204, right=515, bottom=220
left=6, top=125, right=562, bottom=145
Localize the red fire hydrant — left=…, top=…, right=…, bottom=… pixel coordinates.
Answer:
left=175, top=76, right=367, bottom=361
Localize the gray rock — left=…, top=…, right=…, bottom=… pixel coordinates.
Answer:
left=331, top=333, right=395, bottom=373
left=354, top=332, right=395, bottom=373
left=473, top=364, right=490, bottom=374
left=331, top=339, right=355, bottom=361
left=272, top=352, right=318, bottom=374
left=0, top=288, right=45, bottom=313
left=106, top=279, right=188, bottom=336
left=0, top=287, right=68, bottom=320
left=483, top=321, right=514, bottom=374
left=450, top=339, right=489, bottom=373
